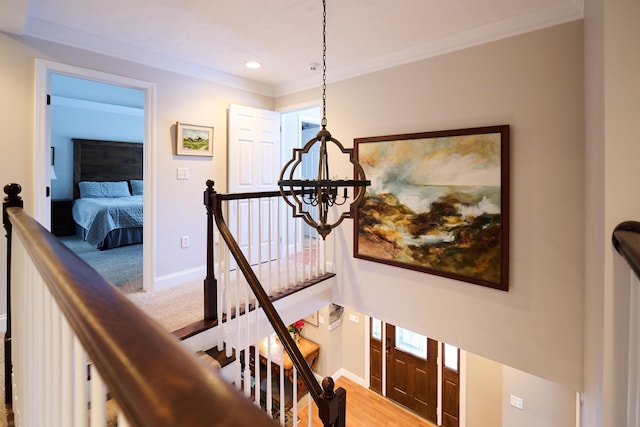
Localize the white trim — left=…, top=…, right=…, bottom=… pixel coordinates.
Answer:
left=364, top=316, right=371, bottom=390
left=460, top=349, right=467, bottom=427
left=274, top=2, right=584, bottom=96
left=628, top=272, right=640, bottom=426
left=331, top=368, right=367, bottom=388
left=152, top=266, right=206, bottom=292
left=21, top=2, right=583, bottom=98
left=34, top=59, right=156, bottom=292
left=275, top=100, right=322, bottom=115
left=0, top=314, right=6, bottom=333
left=437, top=343, right=443, bottom=426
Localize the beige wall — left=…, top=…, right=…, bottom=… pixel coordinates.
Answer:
left=1, top=16, right=588, bottom=418
left=278, top=21, right=585, bottom=392
left=503, top=366, right=576, bottom=427
left=465, top=353, right=503, bottom=427
left=584, top=0, right=640, bottom=425
left=300, top=304, right=367, bottom=380
left=0, top=33, right=273, bottom=313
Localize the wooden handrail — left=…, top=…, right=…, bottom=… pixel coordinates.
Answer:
left=4, top=183, right=277, bottom=427
left=613, top=221, right=640, bottom=280
left=204, top=180, right=346, bottom=426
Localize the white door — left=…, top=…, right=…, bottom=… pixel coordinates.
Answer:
left=228, top=104, right=281, bottom=265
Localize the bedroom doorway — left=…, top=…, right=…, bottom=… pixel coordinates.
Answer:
left=35, top=59, right=156, bottom=292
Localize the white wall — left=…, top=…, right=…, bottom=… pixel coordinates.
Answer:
left=277, top=21, right=585, bottom=392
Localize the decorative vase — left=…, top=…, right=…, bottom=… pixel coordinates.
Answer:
left=290, top=331, right=299, bottom=343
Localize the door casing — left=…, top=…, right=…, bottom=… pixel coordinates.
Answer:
left=34, top=59, right=156, bottom=291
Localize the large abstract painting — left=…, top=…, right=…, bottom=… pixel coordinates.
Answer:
left=354, top=125, right=510, bottom=291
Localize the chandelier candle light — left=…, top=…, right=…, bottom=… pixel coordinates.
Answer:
left=278, top=0, right=370, bottom=239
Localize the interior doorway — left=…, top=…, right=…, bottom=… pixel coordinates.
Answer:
left=34, top=59, right=156, bottom=291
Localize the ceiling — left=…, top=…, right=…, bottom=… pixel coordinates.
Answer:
left=1, top=0, right=583, bottom=96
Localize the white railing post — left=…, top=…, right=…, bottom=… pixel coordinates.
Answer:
left=11, top=235, right=115, bottom=427
left=628, top=272, right=640, bottom=427
left=209, top=190, right=333, bottom=425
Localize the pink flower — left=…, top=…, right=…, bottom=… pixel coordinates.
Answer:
left=289, top=319, right=305, bottom=334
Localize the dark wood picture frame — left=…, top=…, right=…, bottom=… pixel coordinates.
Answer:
left=354, top=125, right=510, bottom=291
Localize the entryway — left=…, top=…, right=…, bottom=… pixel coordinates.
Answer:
left=369, top=318, right=461, bottom=426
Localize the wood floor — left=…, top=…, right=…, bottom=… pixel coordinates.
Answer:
left=296, top=377, right=437, bottom=427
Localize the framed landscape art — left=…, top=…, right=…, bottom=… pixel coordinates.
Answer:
left=354, top=125, right=510, bottom=291
left=176, top=122, right=214, bottom=156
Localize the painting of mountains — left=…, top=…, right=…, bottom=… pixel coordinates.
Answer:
left=354, top=126, right=510, bottom=291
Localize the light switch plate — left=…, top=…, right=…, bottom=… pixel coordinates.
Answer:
left=177, top=167, right=189, bottom=180
left=510, top=395, right=524, bottom=410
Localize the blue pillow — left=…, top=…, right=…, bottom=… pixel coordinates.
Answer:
left=78, top=181, right=130, bottom=198
left=130, top=180, right=144, bottom=196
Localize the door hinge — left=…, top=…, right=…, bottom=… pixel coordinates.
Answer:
left=47, top=94, right=51, bottom=105
left=46, top=186, right=50, bottom=197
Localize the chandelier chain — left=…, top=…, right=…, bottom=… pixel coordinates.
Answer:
left=322, top=0, right=327, bottom=128
left=277, top=0, right=370, bottom=240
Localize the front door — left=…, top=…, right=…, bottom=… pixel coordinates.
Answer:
left=386, top=324, right=438, bottom=423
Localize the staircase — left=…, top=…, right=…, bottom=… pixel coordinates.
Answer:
left=198, top=180, right=346, bottom=426
left=3, top=181, right=346, bottom=426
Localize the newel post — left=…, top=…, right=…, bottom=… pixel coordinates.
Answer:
left=203, top=180, right=218, bottom=322
left=3, top=183, right=23, bottom=406
left=318, top=377, right=347, bottom=427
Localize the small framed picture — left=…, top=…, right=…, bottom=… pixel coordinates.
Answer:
left=304, top=311, right=319, bottom=327
left=176, top=122, right=214, bottom=156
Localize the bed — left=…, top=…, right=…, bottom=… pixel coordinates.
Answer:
left=72, top=139, right=144, bottom=250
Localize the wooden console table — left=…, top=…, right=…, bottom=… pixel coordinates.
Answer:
left=251, top=336, right=320, bottom=404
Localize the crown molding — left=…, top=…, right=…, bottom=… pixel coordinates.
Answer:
left=23, top=17, right=276, bottom=97
left=22, top=0, right=583, bottom=99
left=273, top=1, right=584, bottom=97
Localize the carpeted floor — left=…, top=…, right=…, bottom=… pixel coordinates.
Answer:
left=127, top=279, right=203, bottom=332
left=59, top=235, right=143, bottom=291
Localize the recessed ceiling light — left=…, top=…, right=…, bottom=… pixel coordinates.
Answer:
left=245, top=61, right=262, bottom=69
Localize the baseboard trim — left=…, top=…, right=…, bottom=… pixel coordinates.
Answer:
left=153, top=266, right=206, bottom=291
left=331, top=368, right=367, bottom=388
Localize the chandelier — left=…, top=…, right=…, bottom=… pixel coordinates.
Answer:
left=278, top=0, right=370, bottom=240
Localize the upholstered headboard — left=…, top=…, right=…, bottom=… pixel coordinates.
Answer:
left=72, top=139, right=143, bottom=200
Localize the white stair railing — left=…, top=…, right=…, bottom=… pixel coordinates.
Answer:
left=4, top=183, right=276, bottom=427
left=205, top=184, right=337, bottom=426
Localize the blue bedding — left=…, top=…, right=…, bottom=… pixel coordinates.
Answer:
left=72, top=196, right=143, bottom=247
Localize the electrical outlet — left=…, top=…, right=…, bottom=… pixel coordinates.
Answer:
left=180, top=235, right=190, bottom=248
